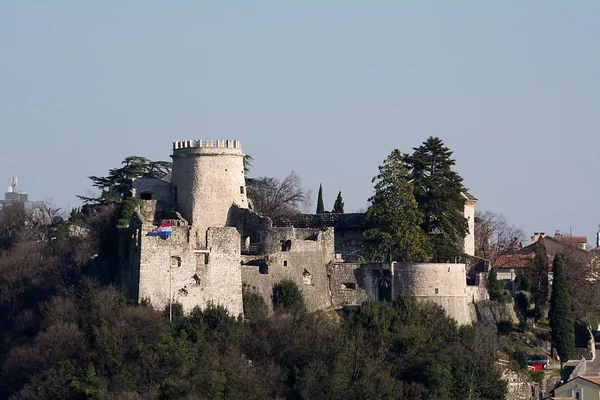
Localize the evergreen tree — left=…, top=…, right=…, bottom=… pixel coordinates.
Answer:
left=316, top=184, right=325, bottom=214
left=362, top=149, right=428, bottom=262
left=332, top=191, right=344, bottom=214
left=487, top=268, right=505, bottom=302
left=549, top=253, right=575, bottom=367
left=531, top=238, right=550, bottom=320
left=405, top=137, right=468, bottom=261
left=79, top=156, right=172, bottom=204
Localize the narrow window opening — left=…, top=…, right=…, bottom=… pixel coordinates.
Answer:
left=171, top=256, right=182, bottom=268
left=240, top=186, right=245, bottom=194
left=283, top=260, right=288, bottom=267
left=342, top=282, right=356, bottom=290
left=434, top=288, right=439, bottom=294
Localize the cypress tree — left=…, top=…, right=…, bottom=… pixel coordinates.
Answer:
left=332, top=191, right=344, bottom=214
left=531, top=238, right=550, bottom=320
left=487, top=268, right=504, bottom=302
left=549, top=253, right=574, bottom=367
left=316, top=184, right=325, bottom=214
left=405, top=137, right=469, bottom=262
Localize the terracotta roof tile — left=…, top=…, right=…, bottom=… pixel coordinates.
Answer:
left=558, top=236, right=587, bottom=244
left=494, top=254, right=552, bottom=270
left=581, top=376, right=600, bottom=385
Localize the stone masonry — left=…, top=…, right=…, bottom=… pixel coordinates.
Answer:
left=117, top=139, right=487, bottom=324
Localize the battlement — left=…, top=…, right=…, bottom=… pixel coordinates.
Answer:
left=173, top=139, right=242, bottom=150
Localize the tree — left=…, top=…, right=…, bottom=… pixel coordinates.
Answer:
left=362, top=149, right=428, bottom=262
left=405, top=137, right=469, bottom=262
left=79, top=156, right=171, bottom=204
left=246, top=171, right=311, bottom=220
left=316, top=184, right=325, bottom=214
left=549, top=253, right=575, bottom=367
left=332, top=191, right=344, bottom=214
left=272, top=279, right=305, bottom=314
left=475, top=211, right=526, bottom=261
left=530, top=239, right=550, bottom=320
left=487, top=268, right=505, bottom=302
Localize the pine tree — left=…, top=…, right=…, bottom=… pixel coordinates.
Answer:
left=332, top=191, right=344, bottom=214
left=531, top=238, right=550, bottom=320
left=316, top=184, right=325, bottom=214
left=549, top=253, right=574, bottom=367
left=405, top=137, right=468, bottom=261
left=362, top=149, right=429, bottom=262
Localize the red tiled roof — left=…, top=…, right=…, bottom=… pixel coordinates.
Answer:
left=494, top=255, right=532, bottom=269
left=558, top=236, right=587, bottom=244
left=494, top=254, right=552, bottom=270
left=581, top=376, right=600, bottom=385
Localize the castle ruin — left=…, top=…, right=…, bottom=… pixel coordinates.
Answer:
left=118, top=139, right=487, bottom=324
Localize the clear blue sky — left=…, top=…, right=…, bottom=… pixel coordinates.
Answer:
left=1, top=2, right=598, bottom=246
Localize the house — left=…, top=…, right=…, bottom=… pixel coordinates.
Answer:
left=553, top=375, right=600, bottom=399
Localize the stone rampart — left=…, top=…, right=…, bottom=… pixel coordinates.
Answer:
left=328, top=262, right=369, bottom=306
left=130, top=215, right=243, bottom=316
left=241, top=227, right=335, bottom=312
left=173, top=139, right=242, bottom=149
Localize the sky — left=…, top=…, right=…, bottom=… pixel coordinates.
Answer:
left=1, top=1, right=599, bottom=247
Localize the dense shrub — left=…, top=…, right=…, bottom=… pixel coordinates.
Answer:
left=242, top=285, right=268, bottom=320
left=272, top=279, right=305, bottom=314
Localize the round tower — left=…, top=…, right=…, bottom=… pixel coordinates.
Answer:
left=170, top=139, right=248, bottom=242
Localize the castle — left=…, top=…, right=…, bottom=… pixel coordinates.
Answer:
left=118, top=139, right=487, bottom=324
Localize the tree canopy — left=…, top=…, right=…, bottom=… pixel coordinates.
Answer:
left=362, top=149, right=428, bottom=262
left=79, top=156, right=171, bottom=204
left=549, top=253, right=575, bottom=367
left=246, top=171, right=311, bottom=220
left=475, top=211, right=526, bottom=261
left=332, top=191, right=344, bottom=214
left=530, top=239, right=550, bottom=320
left=316, top=184, right=325, bottom=214
left=405, top=137, right=468, bottom=261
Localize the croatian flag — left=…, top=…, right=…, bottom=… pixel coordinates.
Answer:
left=146, top=222, right=172, bottom=237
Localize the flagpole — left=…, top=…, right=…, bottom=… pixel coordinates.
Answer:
left=169, top=242, right=172, bottom=323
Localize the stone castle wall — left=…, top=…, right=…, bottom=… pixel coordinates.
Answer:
left=122, top=201, right=244, bottom=316
left=132, top=178, right=173, bottom=204
left=241, top=227, right=335, bottom=312
left=170, top=141, right=248, bottom=241
left=463, top=201, right=476, bottom=256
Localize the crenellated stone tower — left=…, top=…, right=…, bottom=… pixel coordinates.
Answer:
left=170, top=139, right=248, bottom=242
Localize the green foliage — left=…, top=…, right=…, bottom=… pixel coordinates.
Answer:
left=513, top=347, right=528, bottom=370
left=316, top=184, right=325, bottom=213
left=362, top=149, right=429, bottom=262
left=0, top=191, right=509, bottom=400
left=242, top=284, right=268, bottom=320
left=116, top=197, right=143, bottom=228
left=515, top=267, right=532, bottom=292
left=531, top=239, right=549, bottom=320
left=405, top=137, right=469, bottom=261
left=487, top=268, right=506, bottom=302
left=79, top=156, right=172, bottom=205
left=272, top=279, right=305, bottom=314
left=332, top=191, right=344, bottom=213
left=497, top=320, right=514, bottom=335
left=549, top=253, right=575, bottom=366
left=514, top=292, right=529, bottom=316
left=581, top=312, right=600, bottom=332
